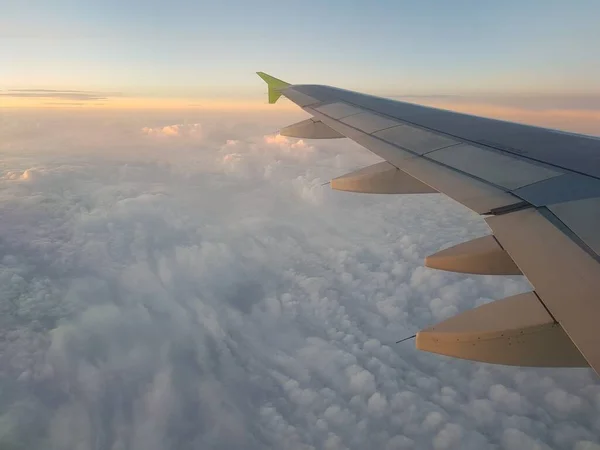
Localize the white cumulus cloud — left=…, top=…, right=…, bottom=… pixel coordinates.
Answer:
left=0, top=110, right=597, bottom=450
left=142, top=123, right=203, bottom=138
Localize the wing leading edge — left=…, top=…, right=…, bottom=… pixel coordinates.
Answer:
left=257, top=72, right=600, bottom=376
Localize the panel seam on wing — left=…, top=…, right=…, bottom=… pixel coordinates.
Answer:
left=537, top=207, right=600, bottom=263
left=533, top=291, right=559, bottom=324
left=305, top=94, right=591, bottom=180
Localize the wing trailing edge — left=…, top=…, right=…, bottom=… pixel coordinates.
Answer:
left=416, top=292, right=588, bottom=367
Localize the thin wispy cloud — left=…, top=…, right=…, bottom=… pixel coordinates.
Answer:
left=1, top=89, right=122, bottom=101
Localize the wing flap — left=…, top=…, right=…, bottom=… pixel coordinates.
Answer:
left=331, top=161, right=437, bottom=194
left=425, top=235, right=522, bottom=275
left=416, top=292, right=588, bottom=367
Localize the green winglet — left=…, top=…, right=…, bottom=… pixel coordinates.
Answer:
left=257, top=72, right=291, bottom=104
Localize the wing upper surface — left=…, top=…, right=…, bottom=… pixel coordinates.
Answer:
left=293, top=84, right=600, bottom=179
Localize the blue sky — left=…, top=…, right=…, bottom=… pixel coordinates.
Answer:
left=2, top=0, right=600, bottom=97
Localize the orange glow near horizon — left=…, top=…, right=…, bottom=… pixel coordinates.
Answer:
left=0, top=96, right=300, bottom=111
left=2, top=95, right=599, bottom=136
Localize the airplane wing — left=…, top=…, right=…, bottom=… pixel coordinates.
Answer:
left=257, top=72, right=600, bottom=375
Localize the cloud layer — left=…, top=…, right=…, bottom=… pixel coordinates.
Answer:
left=0, top=110, right=598, bottom=449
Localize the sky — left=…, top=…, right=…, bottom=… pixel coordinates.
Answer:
left=2, top=0, right=600, bottom=105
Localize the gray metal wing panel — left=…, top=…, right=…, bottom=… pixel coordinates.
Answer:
left=293, top=84, right=600, bottom=179
left=280, top=88, right=320, bottom=107
left=374, top=124, right=459, bottom=155
left=340, top=112, right=400, bottom=133
left=512, top=173, right=600, bottom=206
left=426, top=144, right=562, bottom=190
left=548, top=197, right=600, bottom=256
left=315, top=102, right=363, bottom=119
